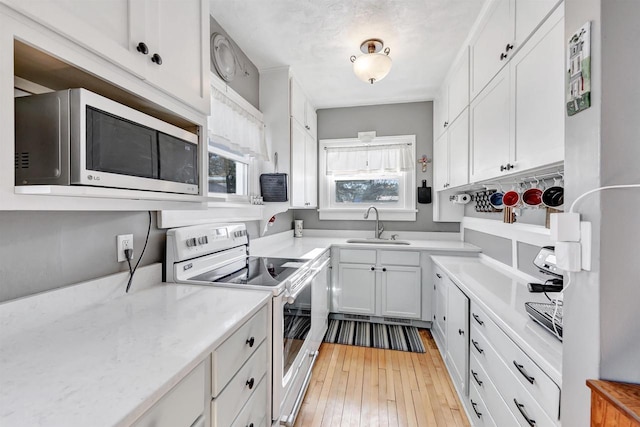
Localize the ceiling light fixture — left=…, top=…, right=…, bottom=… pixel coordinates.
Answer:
left=350, top=38, right=392, bottom=85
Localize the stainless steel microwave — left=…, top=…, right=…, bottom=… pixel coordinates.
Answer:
left=15, top=89, right=199, bottom=195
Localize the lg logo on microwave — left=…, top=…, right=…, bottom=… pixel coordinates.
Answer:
left=87, top=174, right=101, bottom=181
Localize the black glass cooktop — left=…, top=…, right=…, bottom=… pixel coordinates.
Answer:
left=190, top=256, right=307, bottom=287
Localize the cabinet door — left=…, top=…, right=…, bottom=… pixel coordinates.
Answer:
left=305, top=100, right=317, bottom=138
left=448, top=48, right=470, bottom=124
left=433, top=133, right=449, bottom=191
left=446, top=282, right=470, bottom=395
left=469, top=66, right=511, bottom=182
left=4, top=0, right=147, bottom=78
left=447, top=109, right=470, bottom=188
left=470, top=0, right=514, bottom=99
left=434, top=275, right=448, bottom=349
left=433, top=87, right=449, bottom=139
left=381, top=266, right=421, bottom=319
left=515, top=0, right=560, bottom=46
left=290, top=78, right=306, bottom=126
left=304, top=131, right=317, bottom=208
left=337, top=264, right=376, bottom=315
left=290, top=119, right=307, bottom=208
left=145, top=0, right=209, bottom=112
left=511, top=6, right=564, bottom=172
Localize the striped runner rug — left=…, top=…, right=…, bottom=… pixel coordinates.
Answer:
left=324, top=319, right=426, bottom=353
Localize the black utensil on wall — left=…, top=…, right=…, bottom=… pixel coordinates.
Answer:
left=418, top=180, right=432, bottom=204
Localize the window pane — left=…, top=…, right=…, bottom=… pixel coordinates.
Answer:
left=208, top=152, right=247, bottom=195
left=335, top=179, right=399, bottom=204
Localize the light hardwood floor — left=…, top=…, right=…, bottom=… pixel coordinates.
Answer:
left=294, top=329, right=470, bottom=427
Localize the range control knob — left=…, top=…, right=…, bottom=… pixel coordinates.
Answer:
left=186, top=237, right=197, bottom=247
left=197, top=236, right=208, bottom=245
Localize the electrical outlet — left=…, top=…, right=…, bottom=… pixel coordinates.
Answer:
left=117, top=234, right=134, bottom=262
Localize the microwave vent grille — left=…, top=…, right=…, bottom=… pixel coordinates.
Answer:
left=14, top=152, right=30, bottom=169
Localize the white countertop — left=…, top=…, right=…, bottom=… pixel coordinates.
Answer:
left=0, top=279, right=271, bottom=426
left=431, top=255, right=563, bottom=385
left=250, top=231, right=480, bottom=259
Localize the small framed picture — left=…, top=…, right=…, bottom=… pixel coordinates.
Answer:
left=567, top=22, right=591, bottom=116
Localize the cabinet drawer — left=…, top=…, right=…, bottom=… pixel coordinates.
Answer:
left=470, top=302, right=560, bottom=420
left=133, top=361, right=205, bottom=427
left=339, top=249, right=376, bottom=264
left=379, top=250, right=420, bottom=266
left=468, top=381, right=497, bottom=427
left=230, top=377, right=268, bottom=427
left=212, top=341, right=267, bottom=427
left=470, top=353, right=521, bottom=427
left=212, top=305, right=267, bottom=396
left=470, top=326, right=558, bottom=426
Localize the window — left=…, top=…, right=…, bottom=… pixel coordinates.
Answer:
left=319, top=135, right=417, bottom=220
left=208, top=146, right=250, bottom=200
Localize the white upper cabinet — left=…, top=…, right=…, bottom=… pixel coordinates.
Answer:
left=289, top=76, right=317, bottom=208
left=469, top=66, right=511, bottom=182
left=434, top=108, right=469, bottom=190
left=447, top=48, right=470, bottom=125
left=290, top=77, right=317, bottom=137
left=3, top=0, right=209, bottom=113
left=470, top=0, right=514, bottom=100
left=470, top=0, right=560, bottom=100
left=470, top=4, right=564, bottom=182
left=434, top=48, right=469, bottom=141
left=144, top=0, right=209, bottom=112
left=433, top=134, right=449, bottom=192
left=511, top=5, right=564, bottom=171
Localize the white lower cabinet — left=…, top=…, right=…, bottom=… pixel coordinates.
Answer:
left=431, top=264, right=560, bottom=427
left=211, top=306, right=269, bottom=427
left=446, top=281, right=470, bottom=395
left=335, top=249, right=421, bottom=320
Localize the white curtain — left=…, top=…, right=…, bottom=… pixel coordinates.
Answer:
left=326, top=143, right=413, bottom=175
left=208, top=86, right=269, bottom=160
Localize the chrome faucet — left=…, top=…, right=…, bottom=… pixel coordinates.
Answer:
left=364, top=206, right=383, bottom=239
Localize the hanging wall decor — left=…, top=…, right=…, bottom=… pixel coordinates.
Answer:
left=566, top=22, right=591, bottom=116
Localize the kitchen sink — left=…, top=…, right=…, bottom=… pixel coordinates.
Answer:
left=346, top=238, right=410, bottom=245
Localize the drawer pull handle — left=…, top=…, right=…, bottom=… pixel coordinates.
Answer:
left=436, top=273, right=442, bottom=279
left=513, top=361, right=536, bottom=384
left=246, top=337, right=255, bottom=347
left=472, top=339, right=484, bottom=354
left=470, top=399, right=482, bottom=419
left=471, top=369, right=483, bottom=386
left=246, top=377, right=255, bottom=389
left=247, top=424, right=254, bottom=427
left=458, top=328, right=464, bottom=336
left=472, top=313, right=484, bottom=325
left=514, top=398, right=536, bottom=426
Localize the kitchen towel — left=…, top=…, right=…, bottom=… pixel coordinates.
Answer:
left=324, top=319, right=426, bottom=353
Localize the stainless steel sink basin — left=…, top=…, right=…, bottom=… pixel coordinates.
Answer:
left=346, top=238, right=410, bottom=245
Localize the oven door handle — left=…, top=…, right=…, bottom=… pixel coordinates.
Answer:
left=280, top=350, right=319, bottom=427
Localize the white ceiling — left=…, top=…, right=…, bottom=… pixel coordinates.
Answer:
left=209, top=0, right=486, bottom=109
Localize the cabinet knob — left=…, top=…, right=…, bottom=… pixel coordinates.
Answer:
left=500, top=165, right=506, bottom=171
left=151, top=53, right=163, bottom=65
left=246, top=377, right=255, bottom=389
left=443, top=316, right=446, bottom=321
left=382, top=267, right=387, bottom=272
left=500, top=52, right=508, bottom=61
left=247, top=424, right=254, bottom=427
left=458, top=328, right=464, bottom=336
left=506, top=163, right=514, bottom=170
left=370, top=266, right=375, bottom=271
left=505, top=43, right=514, bottom=52
left=444, top=121, right=449, bottom=128
left=136, top=42, right=149, bottom=55
left=436, top=273, right=442, bottom=279
left=246, top=337, right=255, bottom=347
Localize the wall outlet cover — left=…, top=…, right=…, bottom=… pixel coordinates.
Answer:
left=116, top=234, right=134, bottom=262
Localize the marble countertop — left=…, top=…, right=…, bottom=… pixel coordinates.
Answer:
left=250, top=231, right=480, bottom=259
left=0, top=281, right=271, bottom=426
left=431, top=255, right=563, bottom=385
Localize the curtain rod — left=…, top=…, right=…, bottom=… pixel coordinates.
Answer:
left=324, top=142, right=413, bottom=150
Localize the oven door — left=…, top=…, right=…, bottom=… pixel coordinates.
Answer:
left=273, top=273, right=316, bottom=425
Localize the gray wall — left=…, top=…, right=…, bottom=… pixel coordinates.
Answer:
left=464, top=229, right=512, bottom=265
left=294, top=102, right=459, bottom=233
left=562, top=1, right=640, bottom=425
left=210, top=16, right=260, bottom=109
left=0, top=211, right=165, bottom=302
